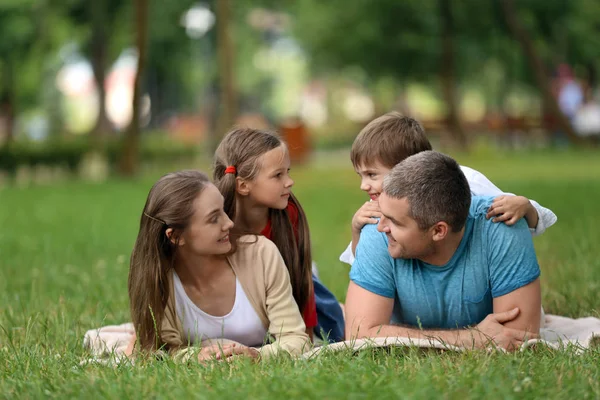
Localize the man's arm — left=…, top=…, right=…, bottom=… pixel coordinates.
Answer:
left=345, top=282, right=533, bottom=350
left=487, top=214, right=542, bottom=336
left=344, top=281, right=395, bottom=340
left=493, top=278, right=541, bottom=335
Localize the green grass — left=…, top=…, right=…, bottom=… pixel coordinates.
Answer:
left=1, top=148, right=600, bottom=398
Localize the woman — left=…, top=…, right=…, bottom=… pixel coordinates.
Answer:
left=127, top=170, right=310, bottom=361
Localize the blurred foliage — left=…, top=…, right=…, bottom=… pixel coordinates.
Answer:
left=0, top=0, right=74, bottom=110
left=1, top=0, right=599, bottom=159
left=288, top=0, right=600, bottom=101
left=0, top=134, right=198, bottom=174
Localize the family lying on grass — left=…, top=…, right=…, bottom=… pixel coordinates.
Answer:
left=121, top=113, right=557, bottom=362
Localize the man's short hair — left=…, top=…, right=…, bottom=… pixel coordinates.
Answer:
left=383, top=151, right=471, bottom=232
left=350, top=112, right=432, bottom=169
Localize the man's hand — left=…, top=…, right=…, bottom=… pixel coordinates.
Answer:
left=352, top=201, right=381, bottom=234
left=463, top=307, right=539, bottom=351
left=486, top=195, right=538, bottom=228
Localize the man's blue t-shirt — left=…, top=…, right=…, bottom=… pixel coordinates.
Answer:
left=349, top=196, right=540, bottom=329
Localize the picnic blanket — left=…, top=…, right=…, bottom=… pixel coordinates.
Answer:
left=82, top=313, right=600, bottom=365
left=303, top=314, right=600, bottom=358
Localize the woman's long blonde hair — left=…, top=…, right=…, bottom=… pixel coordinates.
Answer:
left=213, top=127, right=313, bottom=314
left=128, top=170, right=211, bottom=351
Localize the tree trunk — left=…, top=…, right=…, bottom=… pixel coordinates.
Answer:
left=118, top=0, right=149, bottom=176
left=439, top=0, right=468, bottom=150
left=214, top=0, right=237, bottom=153
left=1, top=63, right=16, bottom=147
left=0, top=95, right=15, bottom=147
left=500, top=0, right=581, bottom=144
left=89, top=0, right=112, bottom=143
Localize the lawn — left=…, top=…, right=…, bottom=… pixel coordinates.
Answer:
left=1, top=148, right=599, bottom=398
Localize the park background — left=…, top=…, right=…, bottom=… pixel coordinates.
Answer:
left=1, top=0, right=599, bottom=398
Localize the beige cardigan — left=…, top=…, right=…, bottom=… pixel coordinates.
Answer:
left=160, top=235, right=310, bottom=359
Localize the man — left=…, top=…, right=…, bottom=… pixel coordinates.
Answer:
left=345, top=151, right=541, bottom=350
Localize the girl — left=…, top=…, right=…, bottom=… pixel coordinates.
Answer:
left=128, top=170, right=309, bottom=361
left=213, top=127, right=345, bottom=343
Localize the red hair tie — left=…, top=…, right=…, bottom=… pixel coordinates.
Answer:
left=224, top=165, right=236, bottom=175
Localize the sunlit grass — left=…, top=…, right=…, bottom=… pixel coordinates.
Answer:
left=1, top=148, right=599, bottom=398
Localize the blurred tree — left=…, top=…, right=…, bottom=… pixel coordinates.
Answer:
left=66, top=0, right=131, bottom=141
left=0, top=0, right=128, bottom=145
left=118, top=0, right=149, bottom=176
left=439, top=0, right=467, bottom=149
left=0, top=0, right=48, bottom=145
left=289, top=0, right=472, bottom=147
left=145, top=0, right=209, bottom=124
left=88, top=0, right=112, bottom=139
left=215, top=0, right=237, bottom=152
left=288, top=0, right=599, bottom=145
left=291, top=0, right=439, bottom=80
left=499, top=0, right=600, bottom=144
left=500, top=0, right=580, bottom=143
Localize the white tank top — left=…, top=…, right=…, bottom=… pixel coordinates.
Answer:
left=173, top=271, right=268, bottom=347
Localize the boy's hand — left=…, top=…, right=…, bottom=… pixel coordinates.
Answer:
left=486, top=195, right=537, bottom=227
left=352, top=201, right=381, bottom=234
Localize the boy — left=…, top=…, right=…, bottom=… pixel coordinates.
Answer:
left=340, top=112, right=557, bottom=265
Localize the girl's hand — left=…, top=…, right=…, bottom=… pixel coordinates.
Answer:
left=486, top=195, right=536, bottom=227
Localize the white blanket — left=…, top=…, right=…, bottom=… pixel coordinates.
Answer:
left=303, top=314, right=600, bottom=358
left=82, top=314, right=600, bottom=364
